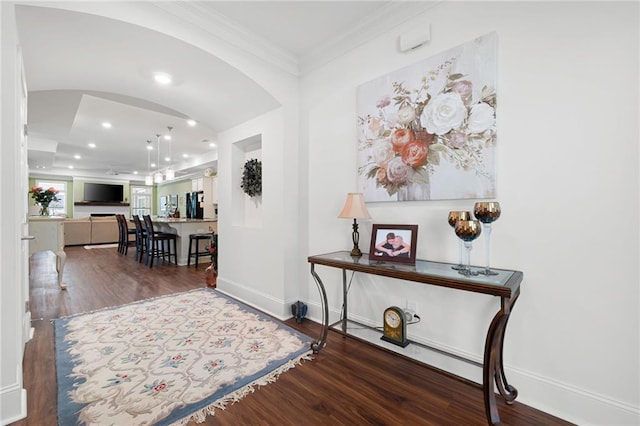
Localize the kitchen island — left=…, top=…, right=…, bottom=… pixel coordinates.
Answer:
left=150, top=218, right=217, bottom=266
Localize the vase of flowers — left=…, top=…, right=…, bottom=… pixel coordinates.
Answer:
left=29, top=186, right=60, bottom=216
left=205, top=234, right=218, bottom=288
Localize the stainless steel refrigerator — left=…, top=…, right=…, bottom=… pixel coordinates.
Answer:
left=185, top=191, right=204, bottom=219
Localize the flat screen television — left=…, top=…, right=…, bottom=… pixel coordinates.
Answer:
left=84, top=183, right=123, bottom=203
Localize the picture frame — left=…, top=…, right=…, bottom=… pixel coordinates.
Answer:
left=369, top=224, right=418, bottom=265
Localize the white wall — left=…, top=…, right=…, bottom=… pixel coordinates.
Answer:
left=302, top=2, right=639, bottom=425
left=2, top=2, right=304, bottom=424
left=20, top=0, right=304, bottom=316
left=0, top=2, right=28, bottom=423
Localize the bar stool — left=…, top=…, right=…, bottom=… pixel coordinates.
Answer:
left=187, top=233, right=213, bottom=268
left=116, top=214, right=136, bottom=255
left=132, top=215, right=147, bottom=263
left=142, top=215, right=177, bottom=268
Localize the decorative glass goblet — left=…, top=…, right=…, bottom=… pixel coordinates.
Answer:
left=474, top=201, right=501, bottom=276
left=448, top=211, right=471, bottom=270
left=454, top=220, right=482, bottom=276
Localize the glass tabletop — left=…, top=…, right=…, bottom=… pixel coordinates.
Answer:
left=308, top=251, right=520, bottom=294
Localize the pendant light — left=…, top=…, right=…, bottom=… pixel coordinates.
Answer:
left=154, top=133, right=163, bottom=183
left=144, top=140, right=153, bottom=185
left=165, top=126, right=175, bottom=180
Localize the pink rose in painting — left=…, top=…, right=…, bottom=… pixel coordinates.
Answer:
left=452, top=80, right=473, bottom=102
left=396, top=105, right=416, bottom=125
left=449, top=131, right=468, bottom=149
left=367, top=117, right=383, bottom=138
left=421, top=92, right=467, bottom=135
left=401, top=141, right=429, bottom=168
left=376, top=167, right=388, bottom=186
left=363, top=116, right=382, bottom=139
left=376, top=95, right=391, bottom=108
left=371, top=140, right=394, bottom=166
left=467, top=102, right=495, bottom=133
left=391, top=129, right=414, bottom=153
left=386, top=157, right=412, bottom=184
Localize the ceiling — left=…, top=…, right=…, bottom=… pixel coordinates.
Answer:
left=15, top=1, right=437, bottom=183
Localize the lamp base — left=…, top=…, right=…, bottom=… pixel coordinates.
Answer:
left=350, top=247, right=363, bottom=257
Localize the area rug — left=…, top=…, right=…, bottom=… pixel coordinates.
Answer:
left=54, top=289, right=314, bottom=425
left=83, top=243, right=119, bottom=249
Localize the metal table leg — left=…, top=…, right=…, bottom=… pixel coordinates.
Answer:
left=342, top=268, right=348, bottom=332
left=310, top=264, right=329, bottom=353
left=483, top=291, right=520, bottom=424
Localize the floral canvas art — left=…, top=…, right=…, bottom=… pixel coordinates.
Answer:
left=357, top=32, right=497, bottom=202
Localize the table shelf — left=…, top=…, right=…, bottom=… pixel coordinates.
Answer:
left=308, top=251, right=523, bottom=425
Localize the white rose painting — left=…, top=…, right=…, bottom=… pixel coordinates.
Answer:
left=357, top=32, right=497, bottom=202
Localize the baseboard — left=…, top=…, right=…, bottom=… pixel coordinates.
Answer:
left=0, top=385, right=26, bottom=425
left=304, top=301, right=640, bottom=425
left=216, top=276, right=289, bottom=320
left=507, top=368, right=640, bottom=425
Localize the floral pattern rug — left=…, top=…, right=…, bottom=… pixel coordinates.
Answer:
left=54, top=289, right=313, bottom=425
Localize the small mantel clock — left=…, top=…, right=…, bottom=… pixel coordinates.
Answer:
left=381, top=306, right=409, bottom=347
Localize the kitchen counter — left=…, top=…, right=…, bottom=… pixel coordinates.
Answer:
left=150, top=218, right=217, bottom=266
left=153, top=218, right=217, bottom=224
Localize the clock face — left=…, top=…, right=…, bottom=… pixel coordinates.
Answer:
left=385, top=310, right=401, bottom=328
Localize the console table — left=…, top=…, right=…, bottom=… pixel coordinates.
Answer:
left=307, top=251, right=522, bottom=425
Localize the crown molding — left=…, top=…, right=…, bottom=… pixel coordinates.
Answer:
left=299, top=1, right=442, bottom=75
left=150, top=2, right=300, bottom=76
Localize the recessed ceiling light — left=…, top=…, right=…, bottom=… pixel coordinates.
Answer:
left=165, top=157, right=171, bottom=162
left=68, top=165, right=74, bottom=169
left=151, top=163, right=156, bottom=168
left=88, top=142, right=96, bottom=148
left=74, top=154, right=81, bottom=159
left=102, top=122, right=112, bottom=129
left=133, top=171, right=138, bottom=175
left=147, top=145, right=153, bottom=151
left=153, top=72, right=172, bottom=85
left=182, top=153, right=189, bottom=158
left=164, top=134, right=171, bottom=141
left=209, top=142, right=216, bottom=148
left=187, top=119, right=196, bottom=126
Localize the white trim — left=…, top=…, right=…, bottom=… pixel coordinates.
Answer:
left=152, top=2, right=299, bottom=76
left=0, top=385, right=27, bottom=425
left=299, top=2, right=441, bottom=75
left=216, top=276, right=289, bottom=320
left=303, top=301, right=640, bottom=425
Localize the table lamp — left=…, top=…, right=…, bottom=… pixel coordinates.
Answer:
left=337, top=193, right=371, bottom=257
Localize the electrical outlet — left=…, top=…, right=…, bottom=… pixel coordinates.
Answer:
left=406, top=301, right=417, bottom=316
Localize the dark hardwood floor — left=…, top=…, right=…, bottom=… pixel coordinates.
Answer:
left=15, top=246, right=572, bottom=426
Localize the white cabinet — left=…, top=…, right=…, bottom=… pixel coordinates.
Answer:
left=192, top=176, right=217, bottom=218
left=191, top=177, right=203, bottom=191
left=192, top=176, right=217, bottom=205
left=28, top=216, right=67, bottom=289
left=28, top=216, right=64, bottom=255
left=209, top=176, right=218, bottom=204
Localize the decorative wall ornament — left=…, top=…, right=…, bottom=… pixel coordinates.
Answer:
left=357, top=32, right=497, bottom=202
left=241, top=158, right=262, bottom=197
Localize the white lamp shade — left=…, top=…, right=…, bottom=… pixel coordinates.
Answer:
left=145, top=175, right=153, bottom=186
left=154, top=172, right=163, bottom=183
left=337, top=193, right=371, bottom=219
left=165, top=168, right=175, bottom=180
